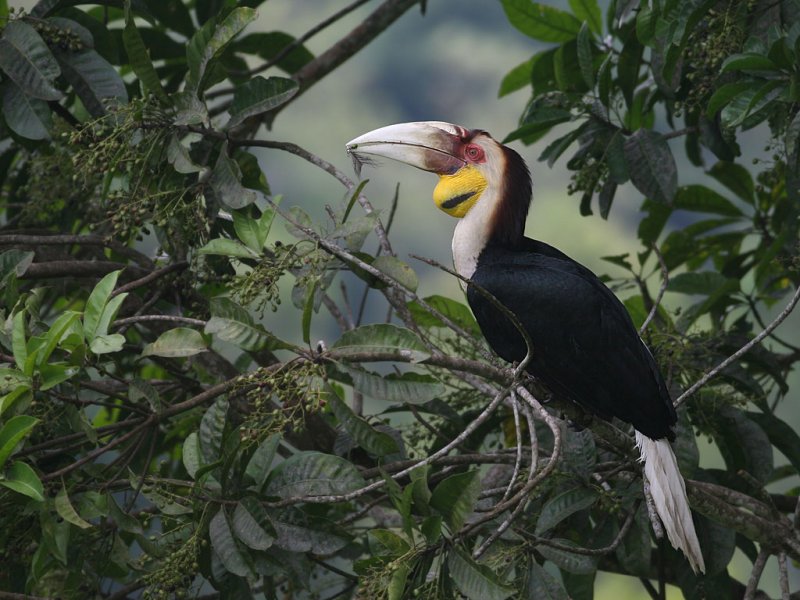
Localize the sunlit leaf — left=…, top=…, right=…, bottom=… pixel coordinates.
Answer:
left=500, top=0, right=582, bottom=42
left=0, top=415, right=39, bottom=469
left=141, top=328, right=207, bottom=357
left=55, top=484, right=92, bottom=529
left=0, top=460, right=44, bottom=502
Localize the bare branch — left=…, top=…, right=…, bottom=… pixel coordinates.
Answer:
left=112, top=261, right=189, bottom=296
left=744, top=548, right=769, bottom=600
left=112, top=315, right=206, bottom=329
left=639, top=245, right=668, bottom=335
left=675, top=283, right=800, bottom=407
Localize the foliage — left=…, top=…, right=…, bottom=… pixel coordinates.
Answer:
left=0, top=0, right=798, bottom=599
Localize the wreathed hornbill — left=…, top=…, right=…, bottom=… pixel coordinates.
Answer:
left=346, top=121, right=705, bottom=573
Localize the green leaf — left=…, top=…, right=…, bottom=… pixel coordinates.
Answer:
left=372, top=256, right=419, bottom=292
left=269, top=507, right=351, bottom=554
left=0, top=20, right=61, bottom=100
left=337, top=365, right=445, bottom=405
left=332, top=324, right=430, bottom=363
left=204, top=315, right=270, bottom=351
left=499, top=57, right=535, bottom=97
left=0, top=460, right=44, bottom=502
left=55, top=485, right=92, bottom=529
left=0, top=415, right=39, bottom=469
left=186, top=7, right=256, bottom=93
left=325, top=384, right=399, bottom=457
left=234, top=32, right=315, bottom=74
left=720, top=81, right=783, bottom=130
left=537, top=539, right=597, bottom=574
left=369, top=528, right=411, bottom=557
left=182, top=431, right=202, bottom=479
left=56, top=49, right=128, bottom=117
left=209, top=508, right=252, bottom=578
left=0, top=80, right=52, bottom=140
left=673, top=185, right=743, bottom=216
left=623, top=130, right=677, bottom=203
left=0, top=368, right=30, bottom=396
left=536, top=487, right=599, bottom=534
left=244, top=434, right=280, bottom=489
left=715, top=406, right=773, bottom=484
left=615, top=505, right=651, bottom=577
left=199, top=398, right=228, bottom=465
left=264, top=452, right=364, bottom=499
left=11, top=311, right=27, bottom=373
left=706, top=81, right=753, bottom=117
left=720, top=52, right=778, bottom=72
left=227, top=76, right=298, bottom=129
left=501, top=0, right=582, bottom=42
left=207, top=296, right=292, bottom=352
left=84, top=270, right=121, bottom=341
left=89, top=333, right=126, bottom=355
left=430, top=470, right=481, bottom=532
left=209, top=145, right=258, bottom=209
left=408, top=295, right=480, bottom=334
left=569, top=0, right=601, bottom=35
left=0, top=249, right=33, bottom=288
left=38, top=311, right=81, bottom=366
left=707, top=161, right=754, bottom=204
left=122, top=19, right=168, bottom=103
left=39, top=363, right=79, bottom=390
left=447, top=547, right=513, bottom=600
left=232, top=500, right=274, bottom=550
left=198, top=237, right=259, bottom=259
left=141, top=328, right=207, bottom=358
left=667, top=271, right=739, bottom=295
left=746, top=411, right=800, bottom=476
left=0, top=385, right=32, bottom=419
left=167, top=134, right=202, bottom=174
left=618, top=33, right=643, bottom=107
left=95, top=293, right=127, bottom=339
left=527, top=559, right=569, bottom=599
left=576, top=23, right=594, bottom=88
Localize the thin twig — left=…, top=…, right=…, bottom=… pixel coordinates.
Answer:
left=778, top=552, right=790, bottom=600
left=112, top=261, right=189, bottom=296
left=639, top=245, right=668, bottom=335
left=112, top=315, right=206, bottom=328
left=675, top=283, right=800, bottom=407
left=744, top=548, right=769, bottom=600
left=500, top=392, right=524, bottom=503
left=248, top=0, right=372, bottom=78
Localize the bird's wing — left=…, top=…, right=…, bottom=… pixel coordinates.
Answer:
left=468, top=243, right=675, bottom=438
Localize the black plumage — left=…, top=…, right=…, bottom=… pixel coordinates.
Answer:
left=467, top=238, right=677, bottom=440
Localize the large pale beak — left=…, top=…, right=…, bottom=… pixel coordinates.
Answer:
left=346, top=121, right=467, bottom=176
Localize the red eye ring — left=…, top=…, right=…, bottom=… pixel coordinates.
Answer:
left=465, top=144, right=484, bottom=162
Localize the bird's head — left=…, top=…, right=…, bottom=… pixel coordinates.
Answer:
left=346, top=121, right=530, bottom=221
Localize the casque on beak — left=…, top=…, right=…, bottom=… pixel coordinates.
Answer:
left=345, top=121, right=467, bottom=176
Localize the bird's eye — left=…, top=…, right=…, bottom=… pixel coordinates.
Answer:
left=465, top=144, right=484, bottom=161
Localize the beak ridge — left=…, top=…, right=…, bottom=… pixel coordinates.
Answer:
left=346, top=121, right=467, bottom=175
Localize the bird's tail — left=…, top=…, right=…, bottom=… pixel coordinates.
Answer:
left=635, top=431, right=705, bottom=573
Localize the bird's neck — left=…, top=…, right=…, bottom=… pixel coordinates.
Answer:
left=452, top=147, right=532, bottom=279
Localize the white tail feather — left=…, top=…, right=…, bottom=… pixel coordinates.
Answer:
left=635, top=431, right=705, bottom=573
